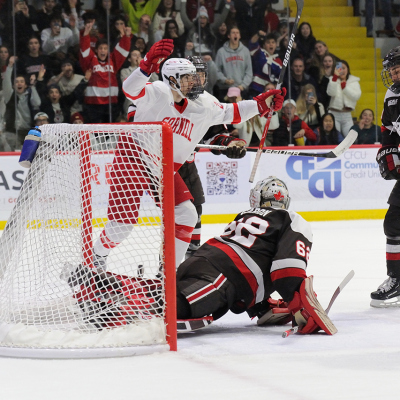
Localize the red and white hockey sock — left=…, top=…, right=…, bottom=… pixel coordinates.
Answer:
left=93, top=220, right=134, bottom=257
left=175, top=200, right=197, bottom=268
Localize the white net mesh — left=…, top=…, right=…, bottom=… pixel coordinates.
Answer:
left=0, top=123, right=173, bottom=355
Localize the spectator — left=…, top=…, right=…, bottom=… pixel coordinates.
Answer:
left=275, top=20, right=289, bottom=51
left=79, top=20, right=131, bottom=123
left=41, top=14, right=79, bottom=57
left=61, top=0, right=86, bottom=31
left=120, top=0, right=161, bottom=34
left=234, top=0, right=266, bottom=44
left=295, top=84, right=325, bottom=131
left=133, top=37, right=147, bottom=57
left=366, top=0, right=393, bottom=37
left=283, top=57, right=319, bottom=101
left=152, top=0, right=184, bottom=43
left=36, top=0, right=62, bottom=32
left=327, top=60, right=361, bottom=137
left=233, top=83, right=279, bottom=146
left=182, top=4, right=230, bottom=58
left=294, top=22, right=316, bottom=64
left=39, top=84, right=71, bottom=123
left=163, top=19, right=186, bottom=58
left=80, top=12, right=104, bottom=50
left=214, top=22, right=229, bottom=53
left=120, top=49, right=157, bottom=114
left=272, top=99, right=316, bottom=146
left=46, top=58, right=88, bottom=114
left=319, top=53, right=335, bottom=111
left=33, top=111, right=50, bottom=126
left=307, top=40, right=338, bottom=84
left=0, top=45, right=9, bottom=88
left=314, top=113, right=343, bottom=145
left=262, top=3, right=280, bottom=34
left=17, top=35, right=51, bottom=84
left=248, top=31, right=282, bottom=98
left=94, top=0, right=122, bottom=36
left=215, top=26, right=253, bottom=100
left=135, top=14, right=153, bottom=44
left=70, top=111, right=84, bottom=123
left=351, top=108, right=382, bottom=144
left=277, top=34, right=300, bottom=67
left=3, top=0, right=39, bottom=56
left=110, top=15, right=136, bottom=51
left=3, top=56, right=41, bottom=150
left=185, top=0, right=216, bottom=23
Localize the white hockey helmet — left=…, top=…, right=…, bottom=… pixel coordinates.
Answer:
left=249, top=176, right=291, bottom=209
left=162, top=58, right=202, bottom=99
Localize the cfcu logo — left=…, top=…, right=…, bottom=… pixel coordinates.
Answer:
left=286, top=157, right=341, bottom=198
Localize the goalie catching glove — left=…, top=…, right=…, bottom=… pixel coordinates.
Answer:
left=209, top=135, right=247, bottom=159
left=287, top=276, right=338, bottom=335
left=140, top=39, right=174, bottom=76
left=376, top=145, right=400, bottom=180
left=254, top=87, right=286, bottom=117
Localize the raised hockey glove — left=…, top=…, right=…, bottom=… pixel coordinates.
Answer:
left=19, top=126, right=42, bottom=168
left=254, top=87, right=286, bottom=117
left=140, top=39, right=174, bottom=76
left=287, top=276, right=337, bottom=335
left=376, top=145, right=400, bottom=180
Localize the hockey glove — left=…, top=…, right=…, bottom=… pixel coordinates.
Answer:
left=247, top=298, right=291, bottom=326
left=254, top=87, right=286, bottom=117
left=376, top=145, right=400, bottom=180
left=140, top=39, right=174, bottom=76
left=19, top=126, right=42, bottom=168
left=209, top=135, right=247, bottom=158
left=287, top=276, right=337, bottom=335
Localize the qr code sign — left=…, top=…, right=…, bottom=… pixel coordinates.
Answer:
left=206, top=161, right=238, bottom=195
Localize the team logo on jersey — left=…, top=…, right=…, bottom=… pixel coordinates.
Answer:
left=286, top=157, right=342, bottom=198
left=388, top=99, right=398, bottom=106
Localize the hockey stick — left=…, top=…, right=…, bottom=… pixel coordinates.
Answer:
left=282, top=270, right=355, bottom=338
left=196, top=129, right=357, bottom=158
left=249, top=0, right=304, bottom=183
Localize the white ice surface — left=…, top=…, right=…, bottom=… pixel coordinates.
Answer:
left=0, top=219, right=398, bottom=400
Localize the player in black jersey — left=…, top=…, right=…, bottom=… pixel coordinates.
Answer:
left=371, top=46, right=400, bottom=307
left=176, top=176, right=337, bottom=335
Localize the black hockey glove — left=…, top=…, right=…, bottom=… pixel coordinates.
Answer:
left=376, top=145, right=400, bottom=180
left=209, top=135, right=247, bottom=158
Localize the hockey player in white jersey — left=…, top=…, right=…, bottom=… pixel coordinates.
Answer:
left=92, top=39, right=286, bottom=270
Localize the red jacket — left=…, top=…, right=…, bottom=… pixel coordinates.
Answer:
left=79, top=34, right=130, bottom=105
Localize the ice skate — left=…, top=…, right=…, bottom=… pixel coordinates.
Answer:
left=93, top=253, right=108, bottom=271
left=370, top=276, right=400, bottom=307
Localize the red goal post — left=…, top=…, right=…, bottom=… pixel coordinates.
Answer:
left=0, top=122, right=176, bottom=357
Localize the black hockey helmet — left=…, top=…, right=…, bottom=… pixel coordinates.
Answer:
left=381, top=46, right=400, bottom=94
left=186, top=56, right=208, bottom=98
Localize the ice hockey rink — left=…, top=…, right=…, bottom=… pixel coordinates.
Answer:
left=0, top=218, right=397, bottom=400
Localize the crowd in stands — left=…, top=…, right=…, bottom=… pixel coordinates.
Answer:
left=0, top=0, right=382, bottom=152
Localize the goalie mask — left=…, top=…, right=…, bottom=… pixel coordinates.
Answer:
left=249, top=176, right=291, bottom=209
left=381, top=46, right=400, bottom=94
left=162, top=58, right=203, bottom=100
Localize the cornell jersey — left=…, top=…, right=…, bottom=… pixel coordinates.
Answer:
left=192, top=207, right=313, bottom=307
left=122, top=68, right=259, bottom=172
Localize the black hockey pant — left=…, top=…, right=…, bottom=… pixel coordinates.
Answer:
left=176, top=256, right=236, bottom=320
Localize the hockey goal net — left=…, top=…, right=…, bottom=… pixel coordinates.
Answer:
left=0, top=123, right=176, bottom=358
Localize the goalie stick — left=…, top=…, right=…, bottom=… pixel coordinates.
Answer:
left=282, top=270, right=355, bottom=338
left=196, top=129, right=358, bottom=159
left=249, top=0, right=304, bottom=183
left=177, top=316, right=214, bottom=333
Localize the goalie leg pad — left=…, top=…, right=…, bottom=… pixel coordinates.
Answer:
left=288, top=276, right=338, bottom=335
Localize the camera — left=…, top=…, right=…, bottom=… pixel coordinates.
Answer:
left=336, top=62, right=342, bottom=70
left=307, top=92, right=313, bottom=100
